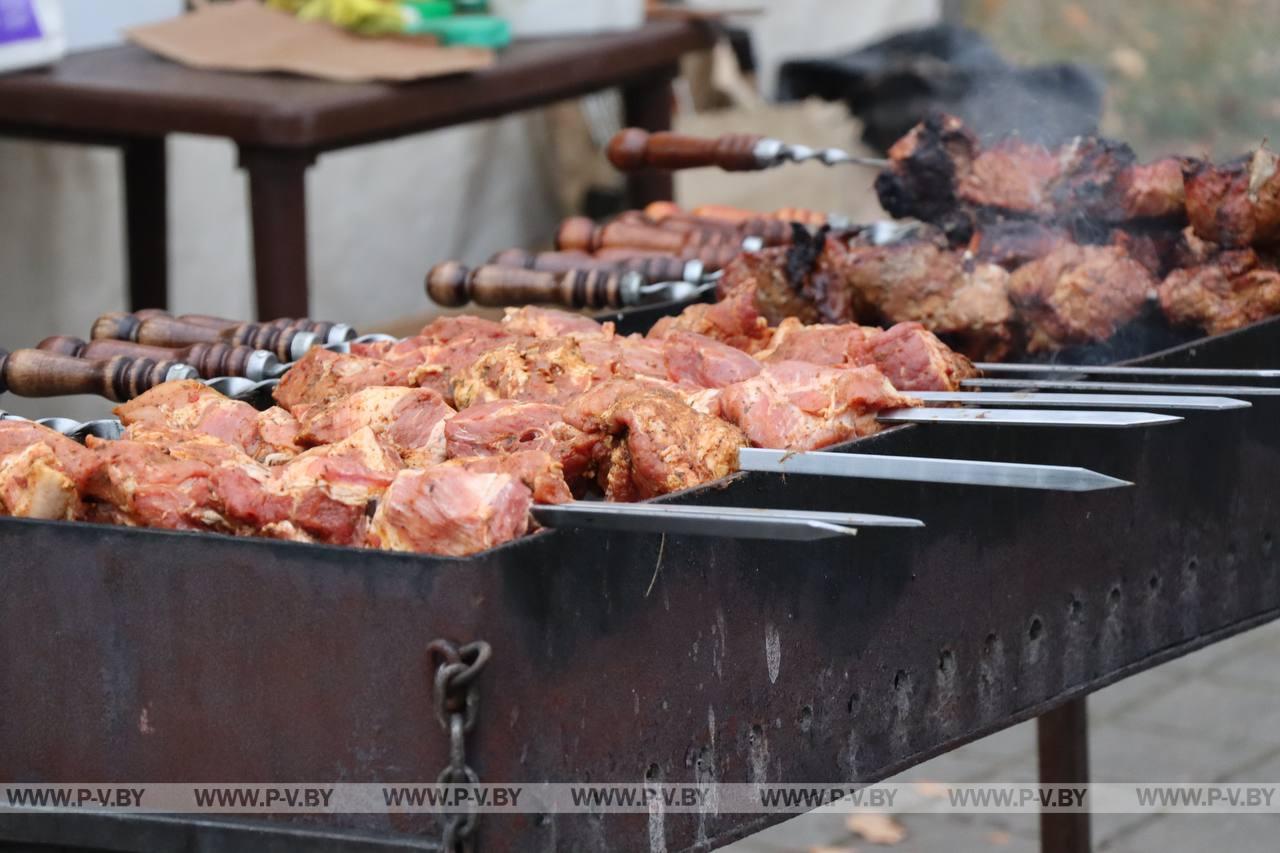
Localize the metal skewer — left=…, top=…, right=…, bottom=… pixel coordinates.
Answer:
left=737, top=448, right=1131, bottom=492
left=910, top=391, right=1250, bottom=411
left=533, top=502, right=922, bottom=540
left=752, top=139, right=890, bottom=170
left=879, top=409, right=1182, bottom=428
left=963, top=377, right=1280, bottom=397
left=976, top=363, right=1280, bottom=380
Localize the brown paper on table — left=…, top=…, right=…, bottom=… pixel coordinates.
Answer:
left=126, top=0, right=494, bottom=83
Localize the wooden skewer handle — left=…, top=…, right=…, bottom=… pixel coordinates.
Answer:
left=556, top=217, right=741, bottom=255
left=91, top=313, right=309, bottom=363
left=606, top=128, right=766, bottom=172
left=651, top=212, right=794, bottom=246
left=0, top=348, right=193, bottom=402
left=489, top=248, right=690, bottom=282
left=36, top=336, right=269, bottom=380
left=128, top=311, right=344, bottom=342
left=427, top=262, right=637, bottom=309
left=592, top=245, right=744, bottom=272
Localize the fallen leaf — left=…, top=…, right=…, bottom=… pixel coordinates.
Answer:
left=987, top=830, right=1012, bottom=846
left=845, top=813, right=906, bottom=845
left=912, top=781, right=948, bottom=799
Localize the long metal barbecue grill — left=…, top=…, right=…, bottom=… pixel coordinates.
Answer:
left=2, top=289, right=1279, bottom=852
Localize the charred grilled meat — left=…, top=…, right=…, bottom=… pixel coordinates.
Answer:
left=1158, top=248, right=1280, bottom=336
left=1184, top=149, right=1280, bottom=248
left=1007, top=244, right=1156, bottom=353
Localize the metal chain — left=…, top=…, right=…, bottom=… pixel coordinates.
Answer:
left=428, top=639, right=491, bottom=853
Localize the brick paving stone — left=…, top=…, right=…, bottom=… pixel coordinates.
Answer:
left=1111, top=678, right=1280, bottom=749
left=1100, top=815, right=1280, bottom=853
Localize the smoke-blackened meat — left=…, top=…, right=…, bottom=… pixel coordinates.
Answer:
left=716, top=230, right=871, bottom=327
left=718, top=361, right=918, bottom=451
left=875, top=113, right=979, bottom=240
left=969, top=220, right=1070, bottom=269
left=1008, top=244, right=1155, bottom=353
left=1158, top=249, right=1280, bottom=336
left=563, top=381, right=746, bottom=502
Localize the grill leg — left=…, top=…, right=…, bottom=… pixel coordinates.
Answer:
left=621, top=69, right=676, bottom=208
left=239, top=146, right=316, bottom=321
left=122, top=136, right=169, bottom=311
left=1037, top=696, right=1092, bottom=853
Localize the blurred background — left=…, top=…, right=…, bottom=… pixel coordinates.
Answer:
left=4, top=0, right=1278, bottom=421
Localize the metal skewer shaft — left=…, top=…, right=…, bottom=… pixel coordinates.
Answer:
left=976, top=363, right=1280, bottom=380
left=963, top=378, right=1280, bottom=397
left=911, top=391, right=1249, bottom=411
left=879, top=409, right=1182, bottom=428
left=738, top=448, right=1131, bottom=492
left=531, top=502, right=922, bottom=541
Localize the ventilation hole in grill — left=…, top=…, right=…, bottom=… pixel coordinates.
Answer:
left=645, top=763, right=661, bottom=782
left=1069, top=597, right=1084, bottom=620
left=750, top=724, right=764, bottom=744
left=535, top=814, right=551, bottom=828
left=938, top=649, right=955, bottom=674
left=984, top=633, right=999, bottom=654
left=1264, top=532, right=1274, bottom=559
left=1186, top=557, right=1200, bottom=573
left=847, top=692, right=860, bottom=713
left=1149, top=574, right=1161, bottom=593
left=798, top=705, right=813, bottom=732
left=893, top=670, right=909, bottom=691
left=1028, top=618, right=1044, bottom=641
left=1108, top=585, right=1122, bottom=607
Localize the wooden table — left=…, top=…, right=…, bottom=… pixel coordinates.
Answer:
left=0, top=20, right=713, bottom=318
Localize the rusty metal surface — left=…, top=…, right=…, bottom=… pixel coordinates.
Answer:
left=2, top=318, right=1280, bottom=852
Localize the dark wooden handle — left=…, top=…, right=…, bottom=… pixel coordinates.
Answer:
left=650, top=212, right=793, bottom=246
left=556, top=217, right=694, bottom=255
left=38, top=336, right=268, bottom=379
left=427, top=262, right=634, bottom=309
left=489, top=248, right=690, bottom=282
left=490, top=248, right=595, bottom=272
left=606, top=128, right=765, bottom=172
left=93, top=313, right=304, bottom=362
left=593, top=245, right=743, bottom=272
left=0, top=347, right=186, bottom=402
left=125, top=312, right=342, bottom=342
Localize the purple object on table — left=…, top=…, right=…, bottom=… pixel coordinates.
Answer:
left=0, top=0, right=42, bottom=45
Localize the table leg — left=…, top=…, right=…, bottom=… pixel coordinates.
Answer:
left=122, top=137, right=169, bottom=311
left=621, top=69, right=677, bottom=208
left=239, top=147, right=316, bottom=320
left=1037, top=696, right=1092, bottom=853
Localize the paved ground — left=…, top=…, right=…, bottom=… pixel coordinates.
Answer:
left=725, top=620, right=1280, bottom=852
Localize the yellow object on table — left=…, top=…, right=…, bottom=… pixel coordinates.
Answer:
left=267, top=0, right=408, bottom=36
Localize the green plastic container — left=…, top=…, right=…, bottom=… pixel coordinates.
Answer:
left=405, top=13, right=511, bottom=48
